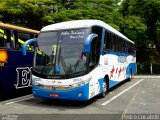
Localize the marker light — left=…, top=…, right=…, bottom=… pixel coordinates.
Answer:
left=78, top=93, right=83, bottom=97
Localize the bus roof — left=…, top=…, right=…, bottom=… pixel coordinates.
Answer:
left=0, top=23, right=40, bottom=34
left=41, top=20, right=134, bottom=44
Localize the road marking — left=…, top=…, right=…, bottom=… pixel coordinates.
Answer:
left=122, top=87, right=139, bottom=114
left=5, top=96, right=33, bottom=105
left=101, top=79, right=144, bottom=106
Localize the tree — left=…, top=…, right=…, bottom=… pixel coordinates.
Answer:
left=0, top=0, right=59, bottom=29
left=43, top=0, right=123, bottom=30
left=120, top=16, right=146, bottom=47
left=121, top=0, right=160, bottom=54
left=0, top=0, right=123, bottom=31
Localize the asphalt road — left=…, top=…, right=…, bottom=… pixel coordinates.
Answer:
left=0, top=77, right=160, bottom=120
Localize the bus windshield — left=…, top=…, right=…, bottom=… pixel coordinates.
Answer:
left=34, top=28, right=90, bottom=77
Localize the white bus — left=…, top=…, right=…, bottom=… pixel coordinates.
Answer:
left=23, top=20, right=136, bottom=101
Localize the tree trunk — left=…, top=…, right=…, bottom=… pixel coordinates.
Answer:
left=149, top=27, right=160, bottom=55
left=153, top=38, right=160, bottom=55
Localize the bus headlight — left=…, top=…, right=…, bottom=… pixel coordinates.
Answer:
left=82, top=77, right=92, bottom=84
left=70, top=83, right=81, bottom=89
left=32, top=77, right=41, bottom=85
left=70, top=77, right=92, bottom=89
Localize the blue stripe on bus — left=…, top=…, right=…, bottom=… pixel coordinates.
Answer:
left=127, top=62, right=137, bottom=76
left=32, top=83, right=89, bottom=101
left=109, top=80, right=119, bottom=88
left=98, top=78, right=120, bottom=92
left=98, top=78, right=104, bottom=94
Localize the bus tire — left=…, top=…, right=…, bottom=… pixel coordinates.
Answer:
left=128, top=69, right=132, bottom=81
left=99, top=76, right=108, bottom=98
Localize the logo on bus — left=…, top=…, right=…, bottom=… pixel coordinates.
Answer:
left=0, top=50, right=8, bottom=67
left=15, top=67, right=32, bottom=89
left=118, top=56, right=127, bottom=63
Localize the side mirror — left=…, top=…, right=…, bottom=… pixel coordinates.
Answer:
left=84, top=34, right=98, bottom=53
left=22, top=38, right=37, bottom=56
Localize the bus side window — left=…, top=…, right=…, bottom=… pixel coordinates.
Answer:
left=104, top=31, right=111, bottom=51
left=125, top=42, right=128, bottom=53
left=128, top=43, right=132, bottom=54
left=122, top=40, right=126, bottom=53
left=18, top=32, right=34, bottom=50
left=7, top=30, right=19, bottom=49
left=13, top=31, right=19, bottom=49
left=113, top=34, right=117, bottom=52
left=5, top=29, right=12, bottom=48
left=110, top=33, right=114, bottom=51
left=131, top=44, right=136, bottom=54
left=90, top=26, right=103, bottom=67
left=0, top=31, right=6, bottom=47
left=119, top=38, right=123, bottom=52
left=116, top=36, right=119, bottom=51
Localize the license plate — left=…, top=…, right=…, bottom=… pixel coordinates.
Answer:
left=50, top=93, right=59, bottom=97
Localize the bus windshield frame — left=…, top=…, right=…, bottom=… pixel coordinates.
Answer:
left=33, top=28, right=90, bottom=79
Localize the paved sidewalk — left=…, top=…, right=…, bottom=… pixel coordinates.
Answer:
left=133, top=75, right=160, bottom=78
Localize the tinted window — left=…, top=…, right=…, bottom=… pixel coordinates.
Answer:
left=0, top=29, right=36, bottom=50
left=104, top=31, right=112, bottom=51
left=0, top=31, right=5, bottom=47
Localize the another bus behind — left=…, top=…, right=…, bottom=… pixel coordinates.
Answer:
left=0, top=23, right=39, bottom=100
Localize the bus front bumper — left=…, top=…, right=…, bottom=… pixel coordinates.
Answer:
left=32, top=83, right=89, bottom=101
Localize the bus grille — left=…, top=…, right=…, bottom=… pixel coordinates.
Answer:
left=37, top=85, right=70, bottom=90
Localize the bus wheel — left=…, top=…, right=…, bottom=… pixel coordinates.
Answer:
left=100, top=79, right=108, bottom=98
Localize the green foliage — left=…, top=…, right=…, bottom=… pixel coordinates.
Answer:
left=0, top=0, right=58, bottom=29
left=120, top=16, right=146, bottom=46
left=121, top=0, right=160, bottom=54
left=0, top=0, right=124, bottom=30
left=43, top=0, right=122, bottom=30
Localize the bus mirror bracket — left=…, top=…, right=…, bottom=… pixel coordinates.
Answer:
left=22, top=38, right=37, bottom=56
left=84, top=34, right=98, bottom=53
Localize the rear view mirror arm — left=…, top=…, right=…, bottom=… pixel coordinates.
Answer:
left=22, top=38, right=37, bottom=56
